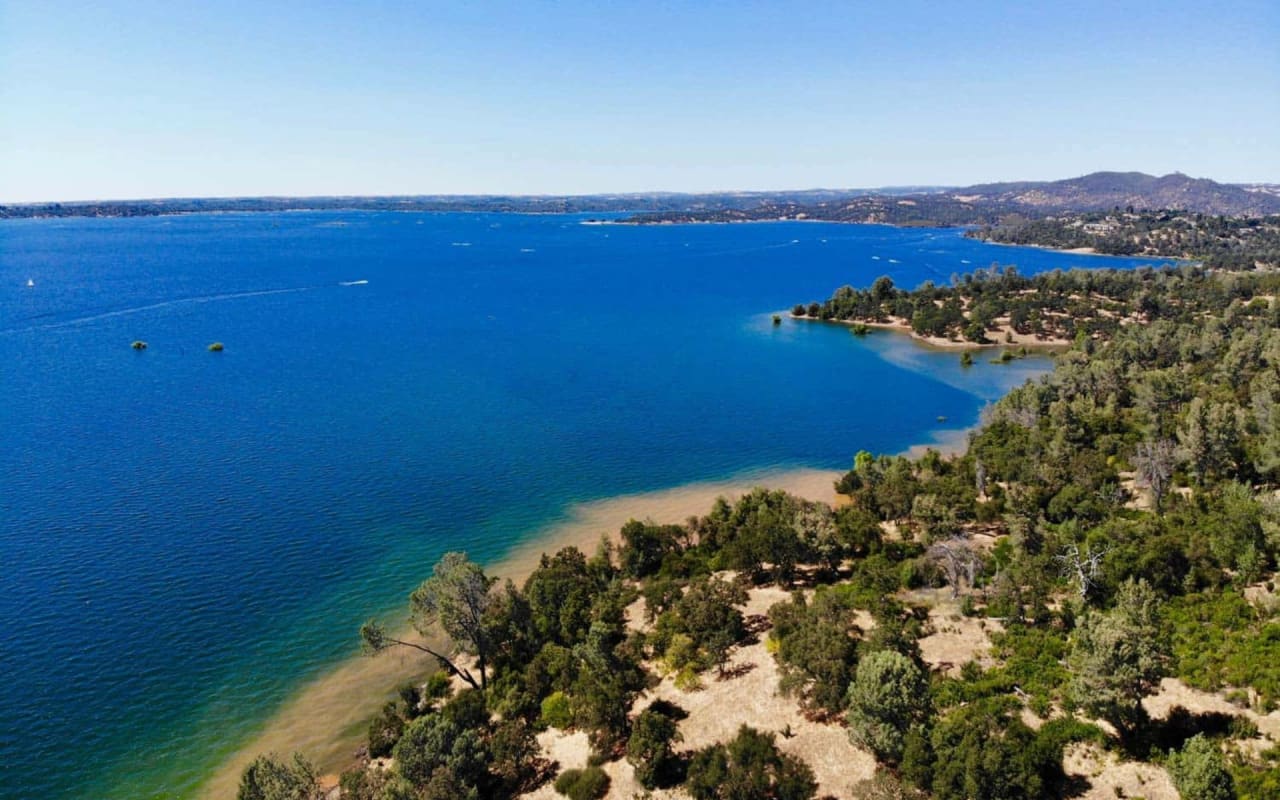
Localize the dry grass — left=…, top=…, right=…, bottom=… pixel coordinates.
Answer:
left=1144, top=677, right=1280, bottom=745
left=1063, top=743, right=1178, bottom=800
left=520, top=585, right=878, bottom=799
left=916, top=596, right=1003, bottom=677
left=638, top=585, right=877, bottom=799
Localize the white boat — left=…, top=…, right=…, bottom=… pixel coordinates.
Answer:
left=26, top=279, right=34, bottom=288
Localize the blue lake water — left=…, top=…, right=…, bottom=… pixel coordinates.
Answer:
left=0, top=213, right=1170, bottom=799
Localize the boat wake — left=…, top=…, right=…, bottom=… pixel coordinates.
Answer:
left=1, top=286, right=320, bottom=335
left=338, top=280, right=369, bottom=286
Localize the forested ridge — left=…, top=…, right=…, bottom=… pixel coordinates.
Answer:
left=243, top=266, right=1280, bottom=800
left=622, top=173, right=1280, bottom=227
left=969, top=211, right=1280, bottom=270
left=794, top=264, right=1280, bottom=345
left=8, top=172, right=1278, bottom=222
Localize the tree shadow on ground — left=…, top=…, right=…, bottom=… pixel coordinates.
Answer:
left=1123, top=705, right=1251, bottom=758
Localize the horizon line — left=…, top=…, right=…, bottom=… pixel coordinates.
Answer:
left=6, top=170, right=1278, bottom=207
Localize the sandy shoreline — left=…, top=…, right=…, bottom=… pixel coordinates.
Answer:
left=198, top=467, right=843, bottom=798
left=789, top=312, right=1073, bottom=351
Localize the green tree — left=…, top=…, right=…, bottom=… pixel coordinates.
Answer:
left=834, top=505, right=883, bottom=557
left=420, top=766, right=480, bottom=800
left=361, top=552, right=496, bottom=691
left=620, top=519, right=684, bottom=579
left=339, top=766, right=415, bottom=800
left=685, top=725, right=816, bottom=800
left=871, top=275, right=896, bottom=306
left=929, top=701, right=1063, bottom=800
left=409, top=553, right=497, bottom=690
left=627, top=705, right=684, bottom=789
left=769, top=591, right=859, bottom=714
left=237, top=752, right=321, bottom=800
left=845, top=650, right=931, bottom=764
left=1168, top=734, right=1235, bottom=800
left=524, top=547, right=605, bottom=646
left=1069, top=578, right=1169, bottom=736
left=392, top=712, right=487, bottom=790
left=488, top=718, right=542, bottom=795
left=668, top=576, right=747, bottom=674
left=1179, top=398, right=1243, bottom=485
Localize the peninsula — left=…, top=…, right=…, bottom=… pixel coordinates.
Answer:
left=240, top=265, right=1280, bottom=800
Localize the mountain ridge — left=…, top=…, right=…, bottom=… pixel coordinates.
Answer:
left=4, top=172, right=1278, bottom=219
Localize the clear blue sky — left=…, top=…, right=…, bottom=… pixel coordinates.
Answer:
left=2, top=1, right=1277, bottom=201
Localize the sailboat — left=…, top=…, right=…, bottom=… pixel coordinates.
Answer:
left=26, top=278, right=35, bottom=288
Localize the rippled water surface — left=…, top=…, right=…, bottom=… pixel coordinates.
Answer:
left=0, top=212, right=1169, bottom=798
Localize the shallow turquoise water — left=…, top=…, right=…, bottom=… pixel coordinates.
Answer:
left=0, top=213, right=1169, bottom=798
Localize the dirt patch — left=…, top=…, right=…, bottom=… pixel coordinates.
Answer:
left=1063, top=742, right=1178, bottom=800
left=918, top=601, right=1003, bottom=676
left=639, top=585, right=877, bottom=798
left=520, top=585, right=877, bottom=799
left=1144, top=677, right=1280, bottom=742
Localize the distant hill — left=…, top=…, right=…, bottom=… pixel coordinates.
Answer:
left=955, top=171, right=1280, bottom=216
left=3, top=172, right=1277, bottom=220
left=624, top=172, right=1280, bottom=227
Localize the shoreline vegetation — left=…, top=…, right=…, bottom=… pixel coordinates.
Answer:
left=786, top=311, right=1074, bottom=352
left=788, top=264, right=1225, bottom=352
left=234, top=262, right=1280, bottom=800
left=203, top=468, right=844, bottom=799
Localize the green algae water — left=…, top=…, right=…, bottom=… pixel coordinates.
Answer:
left=0, top=212, right=1170, bottom=798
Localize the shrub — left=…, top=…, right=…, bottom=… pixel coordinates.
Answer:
left=1168, top=734, right=1235, bottom=800
left=367, top=701, right=405, bottom=758
left=540, top=691, right=573, bottom=729
left=553, top=766, right=610, bottom=800
left=237, top=752, right=320, bottom=800
left=339, top=766, right=411, bottom=800
left=423, top=671, right=453, bottom=701
left=1231, top=743, right=1280, bottom=800
left=1169, top=591, right=1280, bottom=712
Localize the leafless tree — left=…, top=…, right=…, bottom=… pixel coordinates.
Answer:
left=1134, top=437, right=1176, bottom=512
left=927, top=536, right=983, bottom=598
left=1055, top=543, right=1109, bottom=601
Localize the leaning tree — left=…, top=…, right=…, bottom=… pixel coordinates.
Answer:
left=361, top=551, right=496, bottom=690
